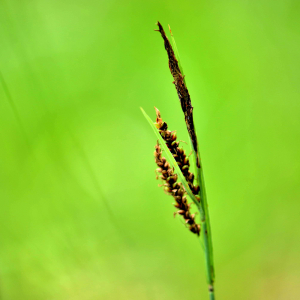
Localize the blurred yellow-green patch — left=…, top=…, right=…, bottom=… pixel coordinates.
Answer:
left=0, top=1, right=300, bottom=299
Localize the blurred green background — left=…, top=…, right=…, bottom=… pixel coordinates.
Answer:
left=1, top=0, right=300, bottom=299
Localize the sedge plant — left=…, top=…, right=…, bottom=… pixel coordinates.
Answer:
left=141, top=22, right=215, bottom=300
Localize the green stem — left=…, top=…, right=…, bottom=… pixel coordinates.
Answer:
left=194, top=151, right=215, bottom=299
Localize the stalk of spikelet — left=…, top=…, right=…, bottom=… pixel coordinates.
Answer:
left=154, top=141, right=200, bottom=235
left=154, top=107, right=200, bottom=198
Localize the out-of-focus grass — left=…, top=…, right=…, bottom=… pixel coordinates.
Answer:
left=0, top=0, right=300, bottom=299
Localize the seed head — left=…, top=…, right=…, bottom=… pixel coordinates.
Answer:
left=155, top=108, right=200, bottom=197
left=154, top=141, right=200, bottom=236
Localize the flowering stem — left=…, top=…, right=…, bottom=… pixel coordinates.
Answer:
left=194, top=151, right=215, bottom=299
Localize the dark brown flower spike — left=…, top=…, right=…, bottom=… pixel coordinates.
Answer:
left=156, top=21, right=200, bottom=168
left=154, top=141, right=200, bottom=235
left=154, top=107, right=200, bottom=197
